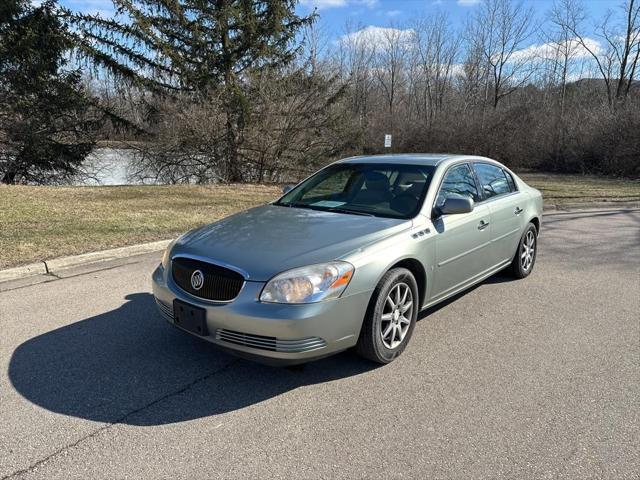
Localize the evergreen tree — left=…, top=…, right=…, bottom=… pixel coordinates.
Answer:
left=72, top=0, right=314, bottom=181
left=0, top=0, right=99, bottom=184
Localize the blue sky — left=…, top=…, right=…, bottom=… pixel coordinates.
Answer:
left=297, top=0, right=615, bottom=41
left=58, top=0, right=615, bottom=46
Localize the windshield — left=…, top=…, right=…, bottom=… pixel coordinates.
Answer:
left=275, top=163, right=435, bottom=219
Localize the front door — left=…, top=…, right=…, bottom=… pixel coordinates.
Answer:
left=430, top=163, right=492, bottom=301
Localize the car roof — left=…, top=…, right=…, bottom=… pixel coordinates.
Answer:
left=336, top=154, right=494, bottom=167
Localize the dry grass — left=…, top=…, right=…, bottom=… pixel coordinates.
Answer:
left=1, top=174, right=638, bottom=269
left=0, top=184, right=280, bottom=269
left=520, top=173, right=640, bottom=207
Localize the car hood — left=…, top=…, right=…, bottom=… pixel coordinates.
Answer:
left=171, top=204, right=410, bottom=281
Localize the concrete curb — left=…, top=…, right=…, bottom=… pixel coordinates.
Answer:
left=45, top=239, right=172, bottom=272
left=0, top=239, right=172, bottom=284
left=544, top=202, right=640, bottom=211
left=0, top=262, right=48, bottom=283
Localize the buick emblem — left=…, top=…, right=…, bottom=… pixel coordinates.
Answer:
left=190, top=270, right=204, bottom=290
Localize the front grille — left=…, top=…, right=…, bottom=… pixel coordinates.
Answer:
left=215, top=329, right=327, bottom=353
left=172, top=257, right=244, bottom=301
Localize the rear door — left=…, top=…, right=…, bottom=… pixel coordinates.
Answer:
left=431, top=163, right=492, bottom=301
left=472, top=163, right=526, bottom=268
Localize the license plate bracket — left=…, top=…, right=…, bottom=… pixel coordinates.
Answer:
left=173, top=299, right=208, bottom=336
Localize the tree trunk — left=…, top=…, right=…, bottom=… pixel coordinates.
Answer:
left=224, top=110, right=243, bottom=182
left=219, top=1, right=243, bottom=184
left=1, top=170, right=17, bottom=184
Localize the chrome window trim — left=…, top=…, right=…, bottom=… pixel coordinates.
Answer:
left=473, top=190, right=522, bottom=207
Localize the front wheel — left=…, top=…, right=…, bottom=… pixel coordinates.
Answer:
left=511, top=223, right=538, bottom=278
left=355, top=268, right=418, bottom=364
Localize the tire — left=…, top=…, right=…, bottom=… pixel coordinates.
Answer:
left=511, top=223, right=538, bottom=278
left=355, top=268, right=419, bottom=364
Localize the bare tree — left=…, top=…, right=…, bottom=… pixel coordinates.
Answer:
left=467, top=0, right=537, bottom=109
left=242, top=68, right=351, bottom=182
left=556, top=0, right=640, bottom=107
left=372, top=24, right=410, bottom=138
left=300, top=21, right=333, bottom=76
left=413, top=13, right=460, bottom=129
left=336, top=21, right=377, bottom=150
left=42, top=0, right=639, bottom=184
left=546, top=0, right=586, bottom=116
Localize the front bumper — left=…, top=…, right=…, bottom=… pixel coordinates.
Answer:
left=151, top=264, right=372, bottom=365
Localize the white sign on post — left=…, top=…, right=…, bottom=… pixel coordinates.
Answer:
left=384, top=134, right=392, bottom=148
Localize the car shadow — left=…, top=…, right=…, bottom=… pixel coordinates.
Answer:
left=8, top=293, right=377, bottom=426
left=417, top=272, right=515, bottom=320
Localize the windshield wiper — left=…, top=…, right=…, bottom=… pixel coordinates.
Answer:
left=326, top=207, right=375, bottom=217
left=278, top=202, right=375, bottom=217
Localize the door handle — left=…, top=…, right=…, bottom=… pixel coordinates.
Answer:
left=478, top=220, right=490, bottom=231
left=514, top=207, right=523, bottom=215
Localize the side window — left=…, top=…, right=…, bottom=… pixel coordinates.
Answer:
left=435, top=164, right=480, bottom=208
left=474, top=163, right=512, bottom=200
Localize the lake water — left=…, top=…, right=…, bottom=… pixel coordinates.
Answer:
left=77, top=148, right=140, bottom=185
left=77, top=147, right=301, bottom=185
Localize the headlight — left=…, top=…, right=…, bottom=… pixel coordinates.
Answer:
left=260, top=262, right=354, bottom=304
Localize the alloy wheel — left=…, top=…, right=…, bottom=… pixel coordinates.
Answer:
left=380, top=282, right=413, bottom=349
left=521, top=230, right=536, bottom=271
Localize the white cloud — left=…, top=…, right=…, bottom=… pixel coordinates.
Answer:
left=339, top=25, right=415, bottom=47
left=386, top=9, right=403, bottom=17
left=457, top=0, right=481, bottom=6
left=357, top=0, right=379, bottom=7
left=510, top=37, right=602, bottom=62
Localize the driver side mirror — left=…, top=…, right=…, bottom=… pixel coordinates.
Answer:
left=436, top=196, right=474, bottom=216
left=282, top=185, right=294, bottom=194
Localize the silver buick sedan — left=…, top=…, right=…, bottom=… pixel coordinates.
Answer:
left=152, top=154, right=543, bottom=365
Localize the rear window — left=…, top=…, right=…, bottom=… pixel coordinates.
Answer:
left=473, top=163, right=514, bottom=200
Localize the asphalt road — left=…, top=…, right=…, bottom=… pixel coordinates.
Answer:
left=1, top=209, right=638, bottom=479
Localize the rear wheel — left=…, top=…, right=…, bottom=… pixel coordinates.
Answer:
left=511, top=223, right=538, bottom=278
left=355, top=268, right=418, bottom=364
